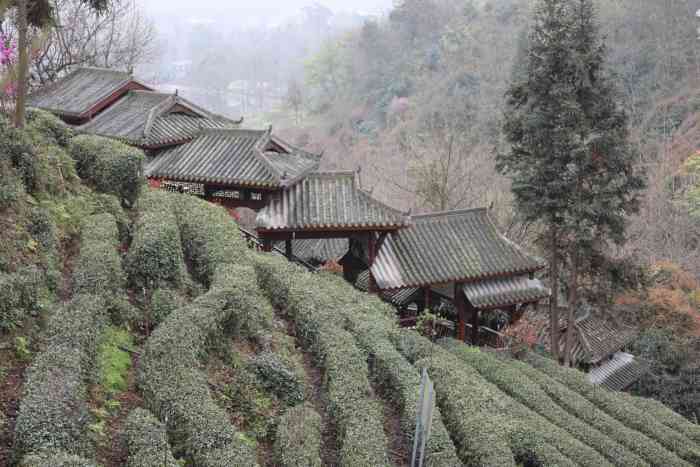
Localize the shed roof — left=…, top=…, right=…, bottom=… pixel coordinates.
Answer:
left=587, top=352, right=647, bottom=391
left=145, top=128, right=320, bottom=189
left=463, top=275, right=550, bottom=310
left=256, top=172, right=408, bottom=232
left=371, top=208, right=544, bottom=290
left=78, top=90, right=238, bottom=147
left=28, top=66, right=151, bottom=118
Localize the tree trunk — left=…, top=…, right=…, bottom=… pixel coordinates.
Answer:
left=14, top=0, right=28, bottom=129
left=549, top=227, right=560, bottom=361
left=564, top=246, right=579, bottom=367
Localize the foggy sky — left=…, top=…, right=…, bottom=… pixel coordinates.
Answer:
left=142, top=0, right=394, bottom=23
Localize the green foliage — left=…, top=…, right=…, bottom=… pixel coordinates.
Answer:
left=73, top=213, right=125, bottom=297
left=149, top=288, right=187, bottom=327
left=253, top=255, right=391, bottom=467
left=630, top=328, right=700, bottom=423
left=89, top=192, right=130, bottom=243
left=0, top=266, right=43, bottom=332
left=138, top=266, right=259, bottom=467
left=440, top=338, right=647, bottom=466
left=499, top=0, right=644, bottom=250
left=0, top=159, right=25, bottom=210
left=18, top=451, right=98, bottom=467
left=173, top=193, right=249, bottom=287
left=274, top=403, right=323, bottom=467
left=14, top=336, right=31, bottom=361
left=97, top=327, right=133, bottom=396
left=25, top=109, right=75, bottom=148
left=126, top=190, right=187, bottom=290
left=249, top=351, right=305, bottom=406
left=69, top=135, right=145, bottom=206
left=124, top=408, right=179, bottom=467
left=523, top=352, right=700, bottom=464
left=15, top=295, right=108, bottom=462
left=225, top=360, right=277, bottom=440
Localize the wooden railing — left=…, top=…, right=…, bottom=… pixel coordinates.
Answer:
left=239, top=227, right=318, bottom=272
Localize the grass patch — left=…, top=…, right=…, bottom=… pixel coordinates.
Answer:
left=97, top=327, right=133, bottom=396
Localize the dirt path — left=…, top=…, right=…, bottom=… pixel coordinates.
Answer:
left=94, top=351, right=144, bottom=467
left=283, top=316, right=340, bottom=467
left=368, top=373, right=410, bottom=467
left=0, top=354, right=28, bottom=467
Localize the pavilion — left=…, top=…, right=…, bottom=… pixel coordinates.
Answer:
left=370, top=208, right=551, bottom=344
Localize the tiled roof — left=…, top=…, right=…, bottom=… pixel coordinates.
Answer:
left=463, top=275, right=550, bottom=310
left=273, top=238, right=349, bottom=264
left=587, top=352, right=647, bottom=391
left=145, top=129, right=320, bottom=188
left=78, top=91, right=238, bottom=147
left=28, top=66, right=150, bottom=118
left=256, top=172, right=408, bottom=231
left=371, top=208, right=544, bottom=290
left=355, top=270, right=422, bottom=307
left=531, top=310, right=638, bottom=364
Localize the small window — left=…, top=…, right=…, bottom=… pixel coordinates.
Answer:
left=212, top=189, right=241, bottom=199
left=250, top=192, right=263, bottom=201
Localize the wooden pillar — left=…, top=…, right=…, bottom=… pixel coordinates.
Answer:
left=261, top=238, right=273, bottom=252
left=455, top=282, right=467, bottom=342
left=424, top=287, right=431, bottom=312
left=470, top=301, right=479, bottom=346
left=285, top=238, right=292, bottom=259
left=367, top=232, right=377, bottom=293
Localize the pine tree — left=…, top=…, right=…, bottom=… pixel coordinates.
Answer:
left=498, top=0, right=645, bottom=365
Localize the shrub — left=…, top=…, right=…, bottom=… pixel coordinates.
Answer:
left=89, top=193, right=130, bottom=244
left=440, top=338, right=647, bottom=467
left=138, top=269, right=259, bottom=466
left=253, top=255, right=390, bottom=467
left=15, top=295, right=108, bottom=461
left=513, top=352, right=693, bottom=466
left=124, top=408, right=178, bottom=467
left=173, top=194, right=248, bottom=286
left=523, top=352, right=700, bottom=464
left=18, top=451, right=97, bottom=467
left=125, top=194, right=186, bottom=290
left=73, top=213, right=125, bottom=298
left=26, top=108, right=75, bottom=148
left=249, top=351, right=305, bottom=406
left=149, top=288, right=187, bottom=326
left=0, top=159, right=25, bottom=210
left=274, top=404, right=322, bottom=467
left=0, top=266, right=43, bottom=332
left=69, top=135, right=144, bottom=206
left=626, top=395, right=700, bottom=444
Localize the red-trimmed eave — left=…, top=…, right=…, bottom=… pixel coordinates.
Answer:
left=373, top=265, right=547, bottom=292
left=257, top=224, right=407, bottom=234
left=80, top=80, right=153, bottom=121
left=145, top=176, right=282, bottom=191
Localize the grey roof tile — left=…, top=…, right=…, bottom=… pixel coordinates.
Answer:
left=463, top=275, right=551, bottom=310
left=28, top=66, right=149, bottom=117
left=256, top=172, right=407, bottom=231
left=145, top=129, right=320, bottom=188
left=355, top=270, right=422, bottom=307
left=273, top=238, right=349, bottom=264
left=587, top=352, right=648, bottom=391
left=371, top=208, right=544, bottom=289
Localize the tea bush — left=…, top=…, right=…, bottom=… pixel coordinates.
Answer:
left=149, top=288, right=187, bottom=327
left=125, top=191, right=186, bottom=290
left=73, top=214, right=125, bottom=298
left=15, top=295, right=107, bottom=462
left=524, top=352, right=700, bottom=464
left=138, top=266, right=259, bottom=467
left=253, top=255, right=390, bottom=467
left=18, top=451, right=97, bottom=467
left=69, top=135, right=144, bottom=206
left=0, top=266, right=43, bottom=332
left=274, top=403, right=322, bottom=467
left=124, top=408, right=179, bottom=467
left=249, top=351, right=305, bottom=406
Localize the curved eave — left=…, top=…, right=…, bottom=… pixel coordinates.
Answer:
left=373, top=266, right=546, bottom=292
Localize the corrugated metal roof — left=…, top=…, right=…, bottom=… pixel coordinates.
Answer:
left=354, top=270, right=422, bottom=307
left=273, top=238, right=349, bottom=264
left=371, top=208, right=544, bottom=290
left=145, top=129, right=320, bottom=188
left=78, top=91, right=238, bottom=147
left=587, top=352, right=647, bottom=391
left=256, top=172, right=408, bottom=231
left=463, top=275, right=550, bottom=310
left=28, top=67, right=148, bottom=117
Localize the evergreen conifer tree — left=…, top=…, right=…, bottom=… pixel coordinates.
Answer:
left=498, top=0, right=645, bottom=365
